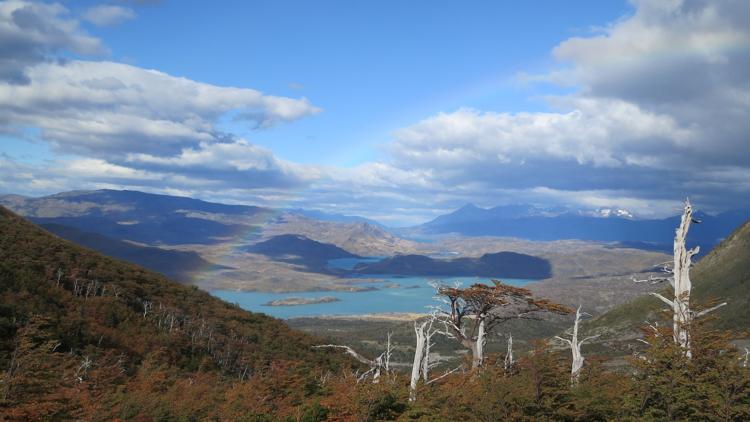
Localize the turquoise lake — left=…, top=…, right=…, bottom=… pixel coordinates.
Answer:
left=211, top=257, right=535, bottom=318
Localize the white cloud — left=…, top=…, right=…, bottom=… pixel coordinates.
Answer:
left=0, top=60, right=322, bottom=157
left=0, top=0, right=104, bottom=83
left=371, top=0, right=750, bottom=219
left=82, top=5, right=135, bottom=26
left=125, top=139, right=322, bottom=188
left=391, top=100, right=689, bottom=170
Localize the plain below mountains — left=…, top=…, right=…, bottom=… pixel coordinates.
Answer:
left=353, top=252, right=552, bottom=279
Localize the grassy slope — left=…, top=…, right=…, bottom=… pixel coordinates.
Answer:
left=590, top=219, right=750, bottom=347
left=0, top=206, right=345, bottom=420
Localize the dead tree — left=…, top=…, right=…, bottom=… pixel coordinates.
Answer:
left=504, top=332, right=514, bottom=372
left=435, top=280, right=570, bottom=369
left=409, top=315, right=440, bottom=401
left=75, top=355, right=92, bottom=383
left=384, top=332, right=393, bottom=375
left=410, top=321, right=426, bottom=401
left=55, top=268, right=63, bottom=287
left=314, top=333, right=393, bottom=384
left=633, top=199, right=726, bottom=358
left=554, top=305, right=599, bottom=384
left=142, top=300, right=152, bottom=319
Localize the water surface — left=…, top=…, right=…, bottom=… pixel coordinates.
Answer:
left=212, top=274, right=534, bottom=319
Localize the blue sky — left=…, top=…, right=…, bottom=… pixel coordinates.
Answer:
left=72, top=1, right=628, bottom=166
left=1, top=0, right=749, bottom=225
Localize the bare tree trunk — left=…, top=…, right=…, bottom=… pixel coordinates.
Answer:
left=314, top=336, right=391, bottom=384
left=504, top=332, right=513, bottom=372
left=672, top=200, right=696, bottom=356
left=556, top=305, right=598, bottom=385
left=410, top=321, right=427, bottom=402
left=641, top=200, right=726, bottom=358
left=473, top=316, right=486, bottom=369
left=384, top=332, right=392, bottom=373
left=422, top=327, right=432, bottom=382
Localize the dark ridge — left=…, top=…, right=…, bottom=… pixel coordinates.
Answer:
left=39, top=223, right=226, bottom=281
left=353, top=251, right=552, bottom=279
left=244, top=234, right=360, bottom=271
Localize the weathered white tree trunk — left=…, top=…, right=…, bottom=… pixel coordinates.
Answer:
left=422, top=325, right=433, bottom=382
left=474, top=316, right=486, bottom=368
left=672, top=200, right=696, bottom=355
left=555, top=305, right=598, bottom=385
left=313, top=344, right=385, bottom=384
left=504, top=332, right=513, bottom=372
left=410, top=320, right=428, bottom=402
left=641, top=200, right=726, bottom=358
left=384, top=332, right=393, bottom=374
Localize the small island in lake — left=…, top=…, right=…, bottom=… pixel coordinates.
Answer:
left=263, top=296, right=341, bottom=307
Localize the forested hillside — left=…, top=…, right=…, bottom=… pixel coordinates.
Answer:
left=0, top=206, right=347, bottom=420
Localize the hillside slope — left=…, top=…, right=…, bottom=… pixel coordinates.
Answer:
left=590, top=219, right=750, bottom=347
left=245, top=234, right=360, bottom=272
left=0, top=206, right=345, bottom=420
left=39, top=223, right=218, bottom=281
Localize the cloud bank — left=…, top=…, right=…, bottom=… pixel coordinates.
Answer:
left=1, top=0, right=749, bottom=225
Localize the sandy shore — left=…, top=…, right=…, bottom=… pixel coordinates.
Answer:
left=290, top=312, right=428, bottom=322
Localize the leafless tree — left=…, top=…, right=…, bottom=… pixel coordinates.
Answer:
left=314, top=333, right=394, bottom=384
left=142, top=300, right=152, bottom=319
left=75, top=355, right=92, bottom=383
left=55, top=268, right=63, bottom=287
left=504, top=332, right=514, bottom=373
left=633, top=199, right=726, bottom=358
left=555, top=305, right=599, bottom=384
left=409, top=314, right=441, bottom=401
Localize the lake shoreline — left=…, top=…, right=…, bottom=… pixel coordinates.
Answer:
left=287, top=312, right=427, bottom=322
left=211, top=273, right=536, bottom=319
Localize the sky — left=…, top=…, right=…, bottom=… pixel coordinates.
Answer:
left=0, top=0, right=749, bottom=226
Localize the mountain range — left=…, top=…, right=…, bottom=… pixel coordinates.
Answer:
left=408, top=203, right=750, bottom=254
left=0, top=190, right=413, bottom=256
left=0, top=189, right=274, bottom=245
left=5, top=190, right=748, bottom=256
